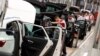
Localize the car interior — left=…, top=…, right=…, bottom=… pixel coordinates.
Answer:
left=21, top=24, right=48, bottom=56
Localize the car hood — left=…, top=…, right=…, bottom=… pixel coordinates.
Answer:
left=4, top=0, right=36, bottom=24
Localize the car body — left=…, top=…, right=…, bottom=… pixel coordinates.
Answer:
left=0, top=0, right=53, bottom=56
left=0, top=0, right=36, bottom=56
left=81, top=9, right=93, bottom=31
left=25, top=1, right=67, bottom=55
left=20, top=22, right=66, bottom=56
left=75, top=20, right=87, bottom=40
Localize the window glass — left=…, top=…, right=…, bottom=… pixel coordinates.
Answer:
left=24, top=23, right=46, bottom=38
left=45, top=28, right=60, bottom=39
left=46, top=6, right=55, bottom=12
left=35, top=6, right=41, bottom=14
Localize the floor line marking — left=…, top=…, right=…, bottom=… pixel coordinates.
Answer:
left=79, top=32, right=94, bottom=48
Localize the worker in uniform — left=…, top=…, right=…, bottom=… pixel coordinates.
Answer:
left=51, top=15, right=67, bottom=56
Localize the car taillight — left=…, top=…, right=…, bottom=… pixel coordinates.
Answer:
left=0, top=41, right=6, bottom=47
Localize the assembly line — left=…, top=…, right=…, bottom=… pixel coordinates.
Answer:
left=0, top=0, right=100, bottom=56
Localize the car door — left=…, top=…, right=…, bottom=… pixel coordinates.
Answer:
left=21, top=23, right=53, bottom=56
left=44, top=27, right=63, bottom=56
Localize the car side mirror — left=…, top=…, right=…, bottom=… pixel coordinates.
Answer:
left=6, top=30, right=14, bottom=35
left=0, top=29, right=14, bottom=35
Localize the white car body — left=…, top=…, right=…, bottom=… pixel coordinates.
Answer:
left=4, top=0, right=36, bottom=24
left=0, top=0, right=53, bottom=56
left=0, top=0, right=36, bottom=55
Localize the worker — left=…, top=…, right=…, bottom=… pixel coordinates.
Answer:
left=52, top=15, right=67, bottom=56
